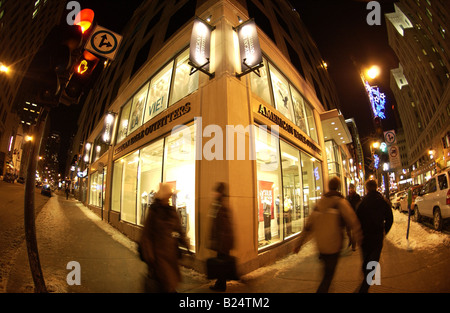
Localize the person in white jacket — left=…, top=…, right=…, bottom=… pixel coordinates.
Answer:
left=293, top=177, right=362, bottom=293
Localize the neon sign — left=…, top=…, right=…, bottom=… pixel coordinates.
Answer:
left=365, top=81, right=386, bottom=119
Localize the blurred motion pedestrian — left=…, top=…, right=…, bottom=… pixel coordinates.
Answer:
left=207, top=182, right=236, bottom=291
left=356, top=179, right=393, bottom=293
left=293, top=177, right=362, bottom=293
left=65, top=186, right=70, bottom=200
left=346, top=183, right=361, bottom=250
left=139, top=183, right=189, bottom=293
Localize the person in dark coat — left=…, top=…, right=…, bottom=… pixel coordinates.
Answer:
left=139, top=183, right=189, bottom=293
left=208, top=182, right=235, bottom=291
left=356, top=179, right=393, bottom=293
left=346, top=183, right=361, bottom=250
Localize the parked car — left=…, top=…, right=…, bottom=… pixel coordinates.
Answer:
left=398, top=184, right=423, bottom=213
left=414, top=168, right=450, bottom=231
left=41, top=184, right=52, bottom=197
left=391, top=190, right=407, bottom=210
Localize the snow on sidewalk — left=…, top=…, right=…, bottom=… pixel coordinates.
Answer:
left=386, top=210, right=450, bottom=251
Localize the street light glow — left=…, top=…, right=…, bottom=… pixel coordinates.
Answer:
left=0, top=63, right=10, bottom=73
left=366, top=65, right=380, bottom=79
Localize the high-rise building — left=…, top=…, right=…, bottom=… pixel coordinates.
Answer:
left=0, top=0, right=65, bottom=176
left=68, top=0, right=354, bottom=274
left=386, top=0, right=450, bottom=184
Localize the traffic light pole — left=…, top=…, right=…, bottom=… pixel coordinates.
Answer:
left=24, top=106, right=50, bottom=293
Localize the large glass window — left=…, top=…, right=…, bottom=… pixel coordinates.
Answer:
left=137, top=139, right=164, bottom=226
left=269, top=65, right=294, bottom=121
left=163, top=124, right=196, bottom=251
left=301, top=152, right=323, bottom=215
left=116, top=100, right=132, bottom=143
left=121, top=151, right=139, bottom=224
left=280, top=141, right=303, bottom=237
left=143, top=63, right=173, bottom=124
left=290, top=86, right=308, bottom=135
left=325, top=140, right=341, bottom=178
left=255, top=126, right=282, bottom=248
left=305, top=104, right=318, bottom=143
left=250, top=58, right=272, bottom=106
left=128, top=83, right=149, bottom=134
left=111, top=160, right=123, bottom=212
left=170, top=49, right=199, bottom=105
left=89, top=168, right=107, bottom=208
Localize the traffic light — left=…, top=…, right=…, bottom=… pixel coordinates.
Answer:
left=65, top=50, right=99, bottom=99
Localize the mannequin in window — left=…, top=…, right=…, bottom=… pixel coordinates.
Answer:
left=284, top=196, right=293, bottom=235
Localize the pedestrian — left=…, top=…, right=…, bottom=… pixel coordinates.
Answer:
left=139, top=183, right=189, bottom=293
left=65, top=186, right=70, bottom=200
left=345, top=183, right=361, bottom=250
left=293, top=177, right=362, bottom=293
left=356, top=179, right=393, bottom=293
left=207, top=182, right=236, bottom=291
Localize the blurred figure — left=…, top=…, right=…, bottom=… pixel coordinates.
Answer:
left=139, top=183, right=189, bottom=293
left=356, top=179, right=393, bottom=293
left=345, top=183, right=361, bottom=251
left=208, top=182, right=235, bottom=291
left=65, top=186, right=70, bottom=200
left=293, top=177, right=362, bottom=293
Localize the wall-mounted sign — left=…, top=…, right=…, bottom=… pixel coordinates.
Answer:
left=189, top=18, right=214, bottom=77
left=236, top=19, right=262, bottom=71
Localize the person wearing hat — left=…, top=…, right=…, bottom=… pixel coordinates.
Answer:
left=139, top=183, right=189, bottom=292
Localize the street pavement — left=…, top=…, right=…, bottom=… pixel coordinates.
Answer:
left=4, top=191, right=450, bottom=295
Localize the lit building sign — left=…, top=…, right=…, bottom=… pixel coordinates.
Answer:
left=102, top=112, right=116, bottom=144
left=189, top=18, right=213, bottom=71
left=365, top=81, right=386, bottom=119
left=236, top=19, right=262, bottom=70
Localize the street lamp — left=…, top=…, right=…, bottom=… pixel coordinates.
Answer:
left=366, top=65, right=380, bottom=80
left=0, top=63, right=10, bottom=73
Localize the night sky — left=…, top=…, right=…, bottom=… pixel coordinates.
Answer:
left=52, top=0, right=400, bottom=172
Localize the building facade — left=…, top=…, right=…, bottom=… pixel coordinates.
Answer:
left=0, top=0, right=65, bottom=177
left=68, top=0, right=353, bottom=273
left=386, top=0, right=450, bottom=184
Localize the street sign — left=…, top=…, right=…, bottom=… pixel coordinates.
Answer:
left=388, top=145, right=402, bottom=169
left=384, top=130, right=396, bottom=145
left=85, top=25, right=122, bottom=60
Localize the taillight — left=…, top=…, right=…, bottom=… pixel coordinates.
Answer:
left=447, top=189, right=450, bottom=205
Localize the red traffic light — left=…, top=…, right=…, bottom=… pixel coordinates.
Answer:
left=75, top=9, right=94, bottom=34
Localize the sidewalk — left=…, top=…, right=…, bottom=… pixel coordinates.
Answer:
left=5, top=193, right=450, bottom=293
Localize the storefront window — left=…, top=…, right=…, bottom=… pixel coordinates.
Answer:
left=163, top=124, right=196, bottom=251
left=255, top=126, right=282, bottom=248
left=269, top=65, right=294, bottom=122
left=250, top=57, right=272, bottom=106
left=128, top=83, right=149, bottom=135
left=290, top=86, right=309, bottom=135
left=137, top=139, right=164, bottom=226
left=121, top=151, right=139, bottom=224
left=301, top=152, right=323, bottom=214
left=89, top=171, right=100, bottom=207
left=280, top=141, right=304, bottom=237
left=305, top=104, right=318, bottom=143
left=143, top=63, right=173, bottom=124
left=111, top=160, right=123, bottom=212
left=116, top=100, right=132, bottom=143
left=325, top=140, right=341, bottom=178
left=171, top=49, right=199, bottom=105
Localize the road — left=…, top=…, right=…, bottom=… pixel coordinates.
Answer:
left=0, top=181, right=50, bottom=292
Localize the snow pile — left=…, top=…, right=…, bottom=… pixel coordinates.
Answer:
left=385, top=210, right=450, bottom=251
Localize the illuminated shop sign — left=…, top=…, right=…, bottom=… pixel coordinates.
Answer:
left=364, top=81, right=386, bottom=119
left=257, top=104, right=321, bottom=154
left=189, top=18, right=214, bottom=77
left=114, top=102, right=191, bottom=156
left=236, top=19, right=262, bottom=70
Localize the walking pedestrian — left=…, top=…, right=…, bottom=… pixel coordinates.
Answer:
left=207, top=182, right=236, bottom=291
left=65, top=186, right=70, bottom=200
left=139, top=183, right=189, bottom=293
left=356, top=179, right=393, bottom=293
left=293, top=177, right=362, bottom=293
left=346, top=183, right=361, bottom=250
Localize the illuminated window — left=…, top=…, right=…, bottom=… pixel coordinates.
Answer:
left=128, top=83, right=149, bottom=134
left=143, top=62, right=173, bottom=124
left=170, top=49, right=199, bottom=105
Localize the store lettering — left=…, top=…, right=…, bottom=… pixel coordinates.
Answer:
left=258, top=104, right=321, bottom=154
left=114, top=102, right=191, bottom=155
left=148, top=96, right=164, bottom=117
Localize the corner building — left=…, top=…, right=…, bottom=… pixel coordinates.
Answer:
left=72, top=0, right=349, bottom=274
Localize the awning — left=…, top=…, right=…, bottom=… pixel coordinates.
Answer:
left=320, top=109, right=352, bottom=145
